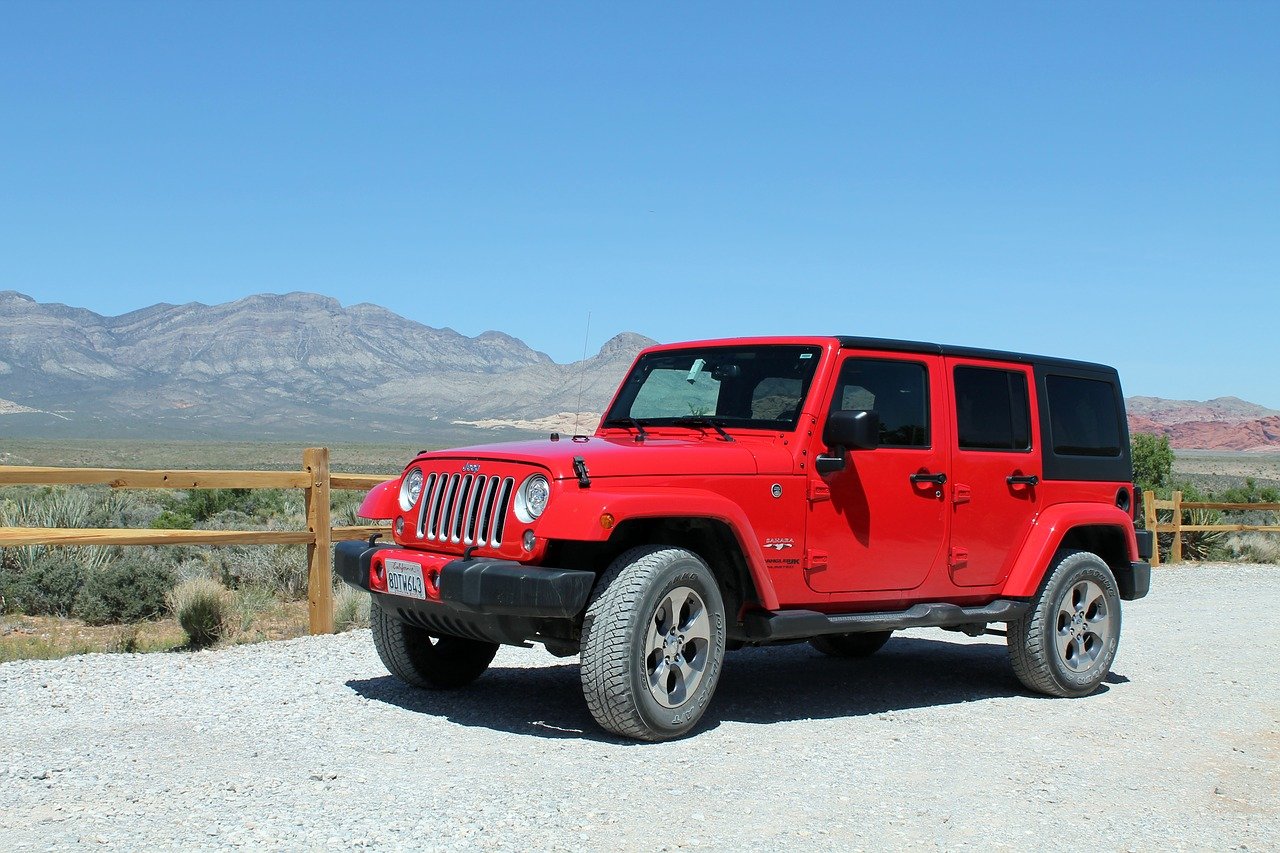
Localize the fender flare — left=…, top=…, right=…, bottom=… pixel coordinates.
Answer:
left=1003, top=502, right=1140, bottom=598
left=537, top=487, right=781, bottom=610
left=358, top=479, right=400, bottom=522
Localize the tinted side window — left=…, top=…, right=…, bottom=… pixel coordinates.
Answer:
left=1046, top=375, right=1122, bottom=457
left=955, top=366, right=1031, bottom=451
left=831, top=358, right=929, bottom=448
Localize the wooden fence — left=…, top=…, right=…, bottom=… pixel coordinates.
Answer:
left=1143, top=490, right=1280, bottom=566
left=0, top=448, right=390, bottom=634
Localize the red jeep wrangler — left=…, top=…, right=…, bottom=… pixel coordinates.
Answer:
left=337, top=336, right=1152, bottom=740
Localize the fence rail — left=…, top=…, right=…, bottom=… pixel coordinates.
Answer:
left=1143, top=490, right=1280, bottom=566
left=0, top=448, right=390, bottom=634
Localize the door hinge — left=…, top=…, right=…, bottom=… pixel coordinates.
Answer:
left=806, top=549, right=829, bottom=572
left=953, top=483, right=972, bottom=505
left=807, top=480, right=831, bottom=503
left=949, top=547, right=969, bottom=568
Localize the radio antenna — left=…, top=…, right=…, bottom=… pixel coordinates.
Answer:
left=572, top=311, right=592, bottom=437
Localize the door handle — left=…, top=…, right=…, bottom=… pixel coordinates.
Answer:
left=910, top=472, right=947, bottom=486
left=1007, top=474, right=1039, bottom=486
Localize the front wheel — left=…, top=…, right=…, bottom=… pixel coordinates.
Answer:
left=370, top=604, right=498, bottom=689
left=1008, top=550, right=1121, bottom=697
left=579, top=546, right=727, bottom=741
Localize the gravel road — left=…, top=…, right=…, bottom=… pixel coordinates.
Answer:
left=3, top=563, right=1278, bottom=851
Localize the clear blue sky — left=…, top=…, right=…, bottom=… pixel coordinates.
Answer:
left=2, top=2, right=1277, bottom=407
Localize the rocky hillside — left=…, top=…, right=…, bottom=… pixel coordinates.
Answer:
left=3, top=291, right=1277, bottom=450
left=0, top=291, right=654, bottom=442
left=1127, top=396, right=1280, bottom=452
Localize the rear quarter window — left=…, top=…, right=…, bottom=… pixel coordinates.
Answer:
left=1046, top=375, right=1122, bottom=457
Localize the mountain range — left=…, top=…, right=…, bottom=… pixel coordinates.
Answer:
left=1, top=290, right=1277, bottom=450
left=1127, top=397, right=1280, bottom=452
left=0, top=290, right=653, bottom=443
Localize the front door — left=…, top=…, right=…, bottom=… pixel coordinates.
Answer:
left=804, top=352, right=949, bottom=593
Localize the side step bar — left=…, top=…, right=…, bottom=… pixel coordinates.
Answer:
left=741, top=599, right=1030, bottom=642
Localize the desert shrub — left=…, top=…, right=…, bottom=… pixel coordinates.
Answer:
left=226, top=585, right=277, bottom=637
left=1213, top=477, right=1280, bottom=505
left=1, top=553, right=87, bottom=616
left=1131, top=433, right=1173, bottom=495
left=88, top=490, right=166, bottom=529
left=152, top=510, right=195, bottom=529
left=3, top=488, right=95, bottom=529
left=0, top=489, right=116, bottom=577
left=1177, top=508, right=1227, bottom=561
left=75, top=555, right=175, bottom=625
left=333, top=491, right=368, bottom=526
left=168, top=578, right=231, bottom=648
left=334, top=585, right=371, bottom=631
left=1153, top=482, right=1228, bottom=562
left=209, top=544, right=309, bottom=598
left=0, top=490, right=164, bottom=587
left=174, top=488, right=252, bottom=522
left=1225, top=533, right=1280, bottom=564
left=157, top=488, right=299, bottom=529
left=112, top=625, right=141, bottom=654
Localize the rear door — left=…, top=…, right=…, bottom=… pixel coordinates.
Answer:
left=946, top=359, right=1042, bottom=587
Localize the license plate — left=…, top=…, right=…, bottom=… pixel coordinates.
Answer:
left=384, top=558, right=427, bottom=600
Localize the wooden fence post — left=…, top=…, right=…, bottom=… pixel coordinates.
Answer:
left=1170, top=490, right=1183, bottom=564
left=304, top=447, right=334, bottom=634
left=1144, top=490, right=1159, bottom=568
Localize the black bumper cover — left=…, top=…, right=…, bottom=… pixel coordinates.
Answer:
left=334, top=539, right=595, bottom=620
left=1116, top=560, right=1151, bottom=601
left=1135, top=529, right=1154, bottom=561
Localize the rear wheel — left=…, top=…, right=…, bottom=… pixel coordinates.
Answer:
left=579, top=546, right=727, bottom=741
left=810, top=630, right=893, bottom=658
left=1008, top=550, right=1121, bottom=697
left=370, top=603, right=498, bottom=689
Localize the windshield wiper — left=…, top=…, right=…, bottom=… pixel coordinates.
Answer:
left=603, top=416, right=649, bottom=442
left=670, top=416, right=734, bottom=442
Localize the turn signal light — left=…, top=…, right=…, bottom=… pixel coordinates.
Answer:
left=600, top=513, right=615, bottom=530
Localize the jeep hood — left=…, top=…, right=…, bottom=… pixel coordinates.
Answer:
left=414, top=435, right=795, bottom=480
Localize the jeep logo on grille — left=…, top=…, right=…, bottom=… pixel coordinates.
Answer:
left=462, top=463, right=481, bottom=473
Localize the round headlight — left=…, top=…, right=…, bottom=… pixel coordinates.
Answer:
left=399, top=468, right=424, bottom=512
left=515, top=474, right=551, bottom=522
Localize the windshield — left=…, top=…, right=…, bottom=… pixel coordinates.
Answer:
left=604, top=345, right=823, bottom=432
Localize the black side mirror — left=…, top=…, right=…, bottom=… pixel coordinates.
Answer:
left=825, top=409, right=880, bottom=450
left=816, top=410, right=880, bottom=474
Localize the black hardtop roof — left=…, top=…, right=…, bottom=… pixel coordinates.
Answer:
left=835, top=336, right=1118, bottom=376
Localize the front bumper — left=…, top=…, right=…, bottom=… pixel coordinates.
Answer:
left=335, top=540, right=596, bottom=644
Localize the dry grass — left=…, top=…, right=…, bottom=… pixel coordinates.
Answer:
left=334, top=585, right=371, bottom=631
left=1226, top=532, right=1280, bottom=564
left=0, top=614, right=186, bottom=663
left=0, top=599, right=317, bottom=663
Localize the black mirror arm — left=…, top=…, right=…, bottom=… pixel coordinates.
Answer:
left=815, top=446, right=847, bottom=475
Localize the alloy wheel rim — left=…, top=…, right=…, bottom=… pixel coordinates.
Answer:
left=644, top=586, right=712, bottom=708
left=1055, top=579, right=1111, bottom=673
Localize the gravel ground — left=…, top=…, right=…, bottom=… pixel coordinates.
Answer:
left=3, top=563, right=1277, bottom=851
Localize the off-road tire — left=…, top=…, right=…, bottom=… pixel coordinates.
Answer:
left=370, top=603, right=498, bottom=689
left=579, top=546, right=727, bottom=741
left=810, top=630, right=893, bottom=658
left=1008, top=549, right=1122, bottom=697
